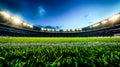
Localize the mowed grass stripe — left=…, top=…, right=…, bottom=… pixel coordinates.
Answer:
left=0, top=37, right=120, bottom=43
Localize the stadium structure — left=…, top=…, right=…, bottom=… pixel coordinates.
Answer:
left=0, top=9, right=120, bottom=37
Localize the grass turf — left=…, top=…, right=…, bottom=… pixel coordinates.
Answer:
left=0, top=37, right=120, bottom=67
left=0, top=37, right=120, bottom=43
left=0, top=45, right=120, bottom=67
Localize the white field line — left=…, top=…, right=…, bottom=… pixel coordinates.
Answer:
left=0, top=42, right=120, bottom=46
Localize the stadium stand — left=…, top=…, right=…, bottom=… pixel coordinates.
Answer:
left=0, top=9, right=120, bottom=37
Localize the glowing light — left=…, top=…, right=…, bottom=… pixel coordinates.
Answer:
left=0, top=11, right=10, bottom=19
left=11, top=16, right=22, bottom=25
left=80, top=28, right=82, bottom=30
left=29, top=25, right=33, bottom=28
left=101, top=20, right=107, bottom=24
left=108, top=14, right=120, bottom=22
left=93, top=23, right=100, bottom=27
left=23, top=22, right=33, bottom=28
left=41, top=28, right=45, bottom=30
left=23, top=22, right=27, bottom=26
left=47, top=29, right=50, bottom=31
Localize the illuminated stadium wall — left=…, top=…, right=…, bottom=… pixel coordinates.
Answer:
left=0, top=9, right=120, bottom=37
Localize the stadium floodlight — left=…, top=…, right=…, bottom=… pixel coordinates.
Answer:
left=48, top=29, right=51, bottom=31
left=101, top=20, right=107, bottom=24
left=11, top=16, right=22, bottom=25
left=23, top=22, right=27, bottom=26
left=47, top=29, right=49, bottom=31
left=27, top=24, right=30, bottom=27
left=0, top=11, right=11, bottom=19
left=29, top=25, right=33, bottom=28
left=41, top=28, right=44, bottom=31
left=41, top=28, right=46, bottom=31
left=79, top=28, right=82, bottom=31
left=108, top=14, right=120, bottom=22
left=93, top=23, right=99, bottom=27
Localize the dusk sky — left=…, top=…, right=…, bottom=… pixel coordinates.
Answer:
left=0, top=0, right=120, bottom=29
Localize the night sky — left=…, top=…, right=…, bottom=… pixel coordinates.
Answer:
left=0, top=0, right=120, bottom=29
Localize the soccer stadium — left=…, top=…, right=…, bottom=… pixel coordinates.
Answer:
left=0, top=9, right=120, bottom=67
left=0, top=0, right=120, bottom=67
left=0, top=9, right=120, bottom=37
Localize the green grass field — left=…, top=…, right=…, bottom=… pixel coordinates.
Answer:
left=0, top=37, right=120, bottom=43
left=0, top=37, right=120, bottom=67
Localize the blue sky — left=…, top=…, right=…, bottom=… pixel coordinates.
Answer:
left=0, top=0, right=120, bottom=29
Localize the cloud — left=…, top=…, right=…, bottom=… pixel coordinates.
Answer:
left=84, top=14, right=93, bottom=23
left=84, top=14, right=89, bottom=18
left=38, top=6, right=46, bottom=16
